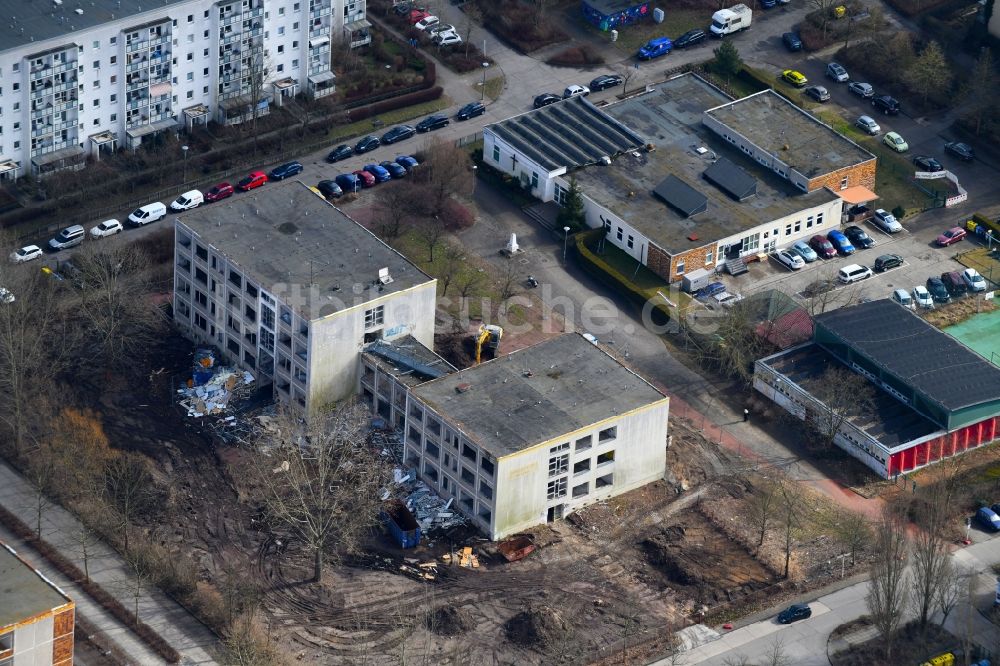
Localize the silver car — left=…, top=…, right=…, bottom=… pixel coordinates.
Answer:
left=856, top=115, right=880, bottom=135
left=872, top=209, right=902, bottom=233
left=775, top=249, right=805, bottom=270
left=848, top=82, right=874, bottom=98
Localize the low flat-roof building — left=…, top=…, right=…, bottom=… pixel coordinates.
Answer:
left=403, top=333, right=670, bottom=539
left=755, top=299, right=1000, bottom=477
left=0, top=542, right=75, bottom=666
left=172, top=182, right=437, bottom=413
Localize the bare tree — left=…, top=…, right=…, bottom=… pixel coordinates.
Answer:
left=935, top=561, right=968, bottom=627
left=375, top=182, right=420, bottom=241
left=834, top=510, right=873, bottom=566
left=27, top=451, right=55, bottom=538
left=911, top=482, right=954, bottom=632
left=462, top=4, right=482, bottom=60
left=747, top=477, right=777, bottom=548
left=866, top=507, right=909, bottom=661
left=681, top=298, right=772, bottom=387
left=761, top=636, right=791, bottom=666
left=965, top=47, right=999, bottom=136
left=777, top=480, right=804, bottom=579
left=616, top=65, right=637, bottom=97
left=244, top=403, right=391, bottom=581
left=808, top=0, right=840, bottom=41
left=103, top=451, right=159, bottom=552
left=224, top=609, right=280, bottom=666
left=124, top=545, right=157, bottom=623
left=496, top=257, right=519, bottom=304
left=438, top=245, right=465, bottom=297
left=809, top=367, right=876, bottom=450
left=456, top=269, right=486, bottom=299
left=722, top=657, right=753, bottom=666
left=414, top=139, right=473, bottom=217
left=418, top=217, right=448, bottom=263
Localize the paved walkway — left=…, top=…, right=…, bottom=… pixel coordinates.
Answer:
left=0, top=461, right=220, bottom=665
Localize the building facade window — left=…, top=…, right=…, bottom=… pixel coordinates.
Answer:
left=547, top=478, right=567, bottom=500
left=676, top=261, right=685, bottom=275
left=492, top=144, right=500, bottom=163
left=705, top=249, right=713, bottom=264
left=364, top=305, right=384, bottom=329
left=548, top=454, right=569, bottom=477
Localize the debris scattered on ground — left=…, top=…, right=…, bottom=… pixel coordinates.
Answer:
left=442, top=546, right=479, bottom=568
left=177, top=347, right=255, bottom=418
left=389, top=474, right=467, bottom=534
left=426, top=605, right=473, bottom=636
left=504, top=605, right=570, bottom=647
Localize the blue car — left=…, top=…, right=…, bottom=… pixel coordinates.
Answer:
left=335, top=173, right=362, bottom=194
left=268, top=161, right=303, bottom=180
left=977, top=507, right=1000, bottom=532
left=695, top=282, right=726, bottom=299
left=363, top=164, right=392, bottom=183
left=637, top=37, right=672, bottom=60
left=395, top=155, right=419, bottom=172
left=827, top=230, right=855, bottom=256
left=379, top=161, right=407, bottom=179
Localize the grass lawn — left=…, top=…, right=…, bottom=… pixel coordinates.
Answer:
left=327, top=97, right=451, bottom=142
left=472, top=75, right=505, bottom=102
left=571, top=10, right=706, bottom=56
left=586, top=239, right=694, bottom=315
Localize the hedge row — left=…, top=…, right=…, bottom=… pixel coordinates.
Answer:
left=346, top=86, right=443, bottom=122
left=574, top=229, right=672, bottom=323
left=0, top=504, right=181, bottom=663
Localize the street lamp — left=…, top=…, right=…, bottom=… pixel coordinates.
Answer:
left=562, top=226, right=570, bottom=263
left=181, top=144, right=189, bottom=183
left=471, top=164, right=478, bottom=195
left=480, top=62, right=490, bottom=101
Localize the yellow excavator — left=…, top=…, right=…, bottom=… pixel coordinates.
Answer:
left=474, top=324, right=503, bottom=364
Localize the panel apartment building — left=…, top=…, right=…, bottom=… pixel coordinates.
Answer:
left=1, top=542, right=75, bottom=666
left=0, top=0, right=370, bottom=178
left=172, top=182, right=436, bottom=413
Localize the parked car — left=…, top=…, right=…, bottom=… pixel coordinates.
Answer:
left=809, top=234, right=837, bottom=259
left=936, top=226, right=967, bottom=246
left=268, top=161, right=303, bottom=181
left=637, top=36, right=673, bottom=60
left=433, top=31, right=463, bottom=47
left=838, top=263, right=872, bottom=284
left=941, top=271, right=968, bottom=297
left=848, top=81, right=874, bottom=98
left=416, top=114, right=450, bottom=132
left=335, top=173, right=362, bottom=193
left=563, top=84, right=590, bottom=99
left=912, top=285, right=934, bottom=309
left=926, top=276, right=951, bottom=303
left=695, top=281, right=727, bottom=299
left=533, top=93, right=562, bottom=109
left=11, top=245, right=43, bottom=263
left=891, top=288, right=915, bottom=309
left=675, top=28, right=708, bottom=49
left=407, top=9, right=430, bottom=24
left=354, top=135, right=381, bottom=153
left=316, top=180, right=343, bottom=199
left=782, top=69, right=808, bottom=87
left=363, top=164, right=392, bottom=183
left=456, top=101, right=486, bottom=120
left=805, top=86, right=830, bottom=102
left=845, top=225, right=875, bottom=249
left=353, top=169, right=376, bottom=188
left=826, top=62, right=849, bottom=82
left=874, top=253, right=903, bottom=272
left=169, top=189, right=204, bottom=211
left=413, top=15, right=439, bottom=30
left=761, top=0, right=777, bottom=8
left=90, top=219, right=123, bottom=238
left=827, top=229, right=855, bottom=255
left=872, top=209, right=902, bottom=233
left=127, top=202, right=168, bottom=226
left=428, top=22, right=455, bottom=35
left=379, top=161, right=408, bottom=179
left=775, top=249, right=805, bottom=270
left=236, top=171, right=267, bottom=191
left=381, top=124, right=416, bottom=145
left=912, top=155, right=943, bottom=172
left=791, top=240, right=818, bottom=263
left=590, top=74, right=623, bottom=91
left=777, top=604, right=812, bottom=624
left=963, top=267, right=987, bottom=292
left=975, top=506, right=1000, bottom=532
left=204, top=182, right=235, bottom=202
left=326, top=144, right=354, bottom=163
left=781, top=31, right=802, bottom=51
left=48, top=225, right=86, bottom=250
left=883, top=131, right=909, bottom=153
left=713, top=291, right=744, bottom=308
left=872, top=95, right=900, bottom=115
left=856, top=115, right=881, bottom=135
left=944, top=141, right=975, bottom=162
left=395, top=155, right=419, bottom=171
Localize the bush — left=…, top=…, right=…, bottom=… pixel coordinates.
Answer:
left=346, top=86, right=443, bottom=122
left=546, top=45, right=606, bottom=67
left=475, top=0, right=570, bottom=54
left=440, top=198, right=475, bottom=231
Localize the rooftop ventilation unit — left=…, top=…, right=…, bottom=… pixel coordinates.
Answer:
left=378, top=267, right=393, bottom=285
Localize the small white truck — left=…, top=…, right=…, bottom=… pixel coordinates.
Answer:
left=710, top=4, right=752, bottom=37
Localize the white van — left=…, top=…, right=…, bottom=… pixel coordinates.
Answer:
left=169, top=189, right=204, bottom=212
left=838, top=264, right=873, bottom=284
left=128, top=202, right=167, bottom=226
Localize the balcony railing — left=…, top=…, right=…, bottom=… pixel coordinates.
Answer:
left=30, top=60, right=75, bottom=80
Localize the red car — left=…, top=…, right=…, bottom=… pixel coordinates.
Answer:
left=204, top=182, right=234, bottom=202
left=809, top=234, right=837, bottom=259
left=236, top=171, right=268, bottom=191
left=353, top=169, right=376, bottom=188
left=936, top=226, right=967, bottom=247
left=408, top=9, right=430, bottom=24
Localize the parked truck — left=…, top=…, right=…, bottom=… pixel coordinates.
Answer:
left=710, top=4, right=752, bottom=37
left=381, top=499, right=421, bottom=549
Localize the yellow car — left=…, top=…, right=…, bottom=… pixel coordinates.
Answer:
left=782, top=69, right=808, bottom=87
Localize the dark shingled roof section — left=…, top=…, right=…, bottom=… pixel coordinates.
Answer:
left=486, top=96, right=646, bottom=172
left=653, top=175, right=708, bottom=217
left=815, top=299, right=1000, bottom=413
left=703, top=158, right=757, bottom=201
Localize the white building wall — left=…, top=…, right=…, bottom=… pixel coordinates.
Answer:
left=12, top=615, right=54, bottom=666
left=483, top=128, right=565, bottom=202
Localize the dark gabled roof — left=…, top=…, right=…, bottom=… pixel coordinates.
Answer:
left=652, top=175, right=707, bottom=217
left=485, top=96, right=646, bottom=172
left=703, top=158, right=757, bottom=201
left=814, top=299, right=1000, bottom=413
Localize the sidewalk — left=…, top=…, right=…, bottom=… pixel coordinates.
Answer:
left=0, top=461, right=220, bottom=665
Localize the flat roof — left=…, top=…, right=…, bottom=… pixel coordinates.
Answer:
left=704, top=90, right=875, bottom=179
left=762, top=344, right=939, bottom=449
left=0, top=0, right=181, bottom=53
left=485, top=95, right=645, bottom=172
left=176, top=182, right=433, bottom=321
left=363, top=336, right=457, bottom=387
left=410, top=333, right=667, bottom=458
left=0, top=542, right=71, bottom=630
left=815, top=299, right=1000, bottom=413
left=574, top=74, right=839, bottom=254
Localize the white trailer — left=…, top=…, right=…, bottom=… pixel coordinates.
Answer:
left=710, top=4, right=752, bottom=36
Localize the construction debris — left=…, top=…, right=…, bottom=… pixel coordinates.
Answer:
left=177, top=347, right=255, bottom=418
left=386, top=472, right=468, bottom=534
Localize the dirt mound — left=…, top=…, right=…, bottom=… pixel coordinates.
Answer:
left=504, top=605, right=570, bottom=647
left=427, top=605, right=472, bottom=636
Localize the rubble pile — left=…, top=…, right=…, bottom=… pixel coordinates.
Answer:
left=177, top=348, right=255, bottom=418
left=400, top=476, right=467, bottom=534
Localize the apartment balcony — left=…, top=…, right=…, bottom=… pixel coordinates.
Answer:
left=309, top=5, right=332, bottom=19
left=309, top=25, right=331, bottom=38
left=126, top=98, right=149, bottom=110
left=126, top=78, right=150, bottom=92
left=126, top=39, right=149, bottom=53
left=126, top=59, right=150, bottom=73
left=30, top=60, right=75, bottom=80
